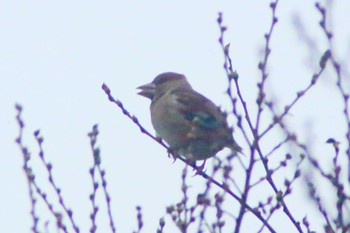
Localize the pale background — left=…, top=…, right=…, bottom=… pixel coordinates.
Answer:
left=1, top=1, right=349, bottom=232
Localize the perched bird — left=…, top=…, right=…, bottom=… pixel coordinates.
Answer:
left=137, top=72, right=242, bottom=161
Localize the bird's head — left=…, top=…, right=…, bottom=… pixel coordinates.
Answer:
left=137, top=72, right=192, bottom=100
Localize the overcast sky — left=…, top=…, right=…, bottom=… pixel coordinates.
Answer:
left=1, top=1, right=349, bottom=232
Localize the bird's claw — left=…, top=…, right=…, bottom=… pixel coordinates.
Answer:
left=167, top=147, right=178, bottom=163
left=191, top=160, right=206, bottom=175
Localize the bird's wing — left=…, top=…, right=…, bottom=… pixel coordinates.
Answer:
left=171, top=89, right=225, bottom=130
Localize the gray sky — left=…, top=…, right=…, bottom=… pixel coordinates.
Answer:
left=1, top=1, right=349, bottom=232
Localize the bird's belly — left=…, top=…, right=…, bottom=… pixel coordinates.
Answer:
left=151, top=107, right=189, bottom=149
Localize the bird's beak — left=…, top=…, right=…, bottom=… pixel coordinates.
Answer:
left=137, top=82, right=156, bottom=100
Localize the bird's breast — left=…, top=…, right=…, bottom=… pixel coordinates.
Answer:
left=150, top=94, right=190, bottom=148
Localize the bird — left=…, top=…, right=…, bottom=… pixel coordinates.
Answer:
left=137, top=72, right=242, bottom=161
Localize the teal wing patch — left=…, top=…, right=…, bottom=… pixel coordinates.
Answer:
left=184, top=112, right=219, bottom=129
left=172, top=89, right=222, bottom=129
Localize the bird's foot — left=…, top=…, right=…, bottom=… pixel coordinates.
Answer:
left=154, top=135, right=164, bottom=144
left=189, top=160, right=206, bottom=175
left=167, top=147, right=178, bottom=163
left=196, top=160, right=206, bottom=172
